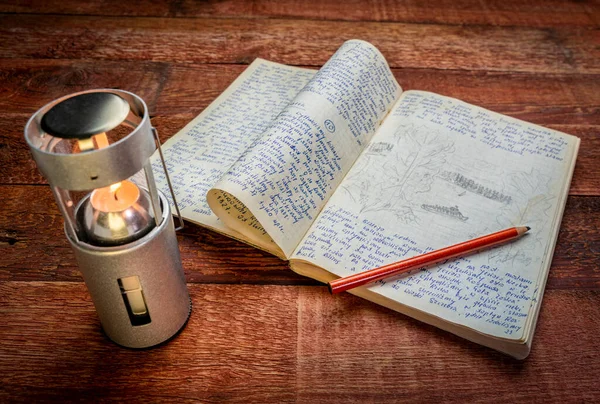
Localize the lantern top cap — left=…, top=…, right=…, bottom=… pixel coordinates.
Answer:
left=41, top=92, right=130, bottom=139
left=24, top=89, right=155, bottom=191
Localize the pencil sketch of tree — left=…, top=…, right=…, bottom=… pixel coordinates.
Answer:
left=490, top=168, right=555, bottom=267
left=342, top=124, right=454, bottom=223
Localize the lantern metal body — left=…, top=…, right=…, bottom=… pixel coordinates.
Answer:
left=24, top=89, right=191, bottom=348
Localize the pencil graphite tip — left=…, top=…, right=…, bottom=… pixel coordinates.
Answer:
left=526, top=226, right=531, bottom=231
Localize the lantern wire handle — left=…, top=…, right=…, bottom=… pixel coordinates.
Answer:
left=152, top=127, right=184, bottom=231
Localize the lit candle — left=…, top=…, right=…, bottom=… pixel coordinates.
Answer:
left=81, top=133, right=142, bottom=212
left=79, top=132, right=155, bottom=245
left=90, top=180, right=140, bottom=212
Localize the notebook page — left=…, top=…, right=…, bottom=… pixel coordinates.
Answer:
left=208, top=40, right=402, bottom=257
left=292, top=91, right=579, bottom=339
left=148, top=59, right=315, bottom=237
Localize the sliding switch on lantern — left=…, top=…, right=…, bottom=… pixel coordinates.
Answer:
left=118, top=276, right=151, bottom=325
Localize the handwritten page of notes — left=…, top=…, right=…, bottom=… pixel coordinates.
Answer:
left=208, top=40, right=402, bottom=257
left=293, top=91, right=578, bottom=339
left=149, top=59, right=316, bottom=236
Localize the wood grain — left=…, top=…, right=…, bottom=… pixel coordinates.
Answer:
left=0, top=1, right=599, bottom=401
left=0, top=282, right=299, bottom=402
left=3, top=60, right=599, bottom=116
left=0, top=282, right=598, bottom=402
left=0, top=185, right=598, bottom=289
left=5, top=119, right=599, bottom=194
left=1, top=0, right=598, bottom=27
left=158, top=63, right=600, bottom=116
left=0, top=14, right=598, bottom=74
left=6, top=117, right=600, bottom=192
left=0, top=59, right=167, bottom=115
left=2, top=61, right=599, bottom=191
left=296, top=285, right=600, bottom=402
left=0, top=185, right=299, bottom=285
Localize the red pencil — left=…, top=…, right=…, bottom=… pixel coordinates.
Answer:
left=328, top=226, right=530, bottom=294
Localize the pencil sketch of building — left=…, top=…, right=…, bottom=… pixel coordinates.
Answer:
left=421, top=204, right=469, bottom=222
left=440, top=171, right=512, bottom=204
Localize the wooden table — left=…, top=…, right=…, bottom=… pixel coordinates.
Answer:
left=1, top=1, right=599, bottom=402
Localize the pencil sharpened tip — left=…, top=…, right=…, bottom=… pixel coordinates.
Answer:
left=526, top=226, right=531, bottom=231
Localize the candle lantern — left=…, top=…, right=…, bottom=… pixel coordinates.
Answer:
left=25, top=89, right=191, bottom=348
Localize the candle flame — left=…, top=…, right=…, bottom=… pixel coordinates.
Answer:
left=109, top=182, right=122, bottom=193
left=109, top=182, right=122, bottom=201
left=90, top=180, right=140, bottom=213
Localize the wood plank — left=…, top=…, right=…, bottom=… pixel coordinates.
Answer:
left=0, top=185, right=299, bottom=285
left=5, top=115, right=598, bottom=194
left=1, top=2, right=597, bottom=401
left=296, top=286, right=600, bottom=402
left=1, top=0, right=597, bottom=28
left=0, top=282, right=599, bottom=401
left=0, top=15, right=598, bottom=74
left=563, top=125, right=600, bottom=196
left=158, top=63, right=600, bottom=116
left=2, top=60, right=598, bottom=116
left=0, top=282, right=299, bottom=402
left=2, top=61, right=599, bottom=190
left=0, top=186, right=598, bottom=289
left=0, top=59, right=168, bottom=115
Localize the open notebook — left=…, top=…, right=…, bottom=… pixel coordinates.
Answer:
left=148, top=40, right=579, bottom=358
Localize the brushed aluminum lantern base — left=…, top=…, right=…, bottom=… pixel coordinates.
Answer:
left=108, top=297, right=193, bottom=350
left=68, top=191, right=191, bottom=348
